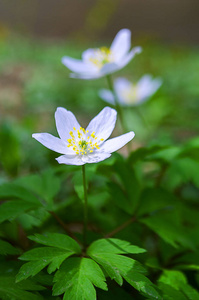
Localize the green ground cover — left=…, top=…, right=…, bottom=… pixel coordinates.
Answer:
left=0, top=34, right=199, bottom=299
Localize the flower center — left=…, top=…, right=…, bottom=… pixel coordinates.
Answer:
left=121, top=85, right=138, bottom=104
left=67, top=127, right=104, bottom=155
left=89, top=47, right=114, bottom=69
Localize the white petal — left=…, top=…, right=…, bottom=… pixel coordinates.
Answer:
left=62, top=56, right=96, bottom=73
left=82, top=49, right=98, bottom=67
left=114, top=77, right=131, bottom=92
left=100, top=131, right=135, bottom=153
left=56, top=154, right=85, bottom=165
left=99, top=46, right=142, bottom=77
left=86, top=107, right=117, bottom=141
left=32, top=133, right=69, bottom=155
left=82, top=152, right=111, bottom=164
left=55, top=107, right=81, bottom=141
left=114, top=77, right=132, bottom=104
left=110, top=29, right=131, bottom=61
left=100, top=62, right=120, bottom=77
left=137, top=75, right=162, bottom=102
left=116, top=47, right=142, bottom=69
left=98, top=89, right=115, bottom=105
left=70, top=72, right=101, bottom=80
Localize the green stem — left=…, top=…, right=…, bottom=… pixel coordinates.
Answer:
left=106, top=75, right=131, bottom=153
left=135, top=106, right=150, bottom=129
left=106, top=75, right=126, bottom=133
left=82, top=164, right=88, bottom=249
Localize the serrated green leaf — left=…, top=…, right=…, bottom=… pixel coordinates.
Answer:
left=87, top=238, right=146, bottom=255
left=87, top=241, right=144, bottom=285
left=165, top=158, right=199, bottom=189
left=0, top=200, right=39, bottom=223
left=0, top=183, right=41, bottom=204
left=123, top=271, right=161, bottom=299
left=20, top=247, right=73, bottom=261
left=89, top=252, right=145, bottom=286
left=147, top=147, right=180, bottom=164
left=140, top=211, right=195, bottom=249
left=16, top=234, right=81, bottom=281
left=87, top=238, right=160, bottom=299
left=137, top=187, right=175, bottom=217
left=19, top=247, right=74, bottom=274
left=16, top=260, right=49, bottom=282
left=158, top=270, right=199, bottom=300
left=0, top=239, right=20, bottom=255
left=0, top=276, right=43, bottom=300
left=107, top=182, right=132, bottom=214
left=28, top=233, right=81, bottom=253
left=72, top=171, right=84, bottom=202
left=158, top=282, right=187, bottom=300
left=112, top=159, right=141, bottom=214
left=53, top=257, right=107, bottom=300
left=17, top=208, right=50, bottom=230
left=15, top=169, right=61, bottom=209
left=128, top=145, right=170, bottom=164
left=178, top=137, right=199, bottom=161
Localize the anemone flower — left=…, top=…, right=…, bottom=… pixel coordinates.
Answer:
left=99, top=75, right=162, bottom=106
left=62, top=29, right=142, bottom=80
left=32, top=107, right=135, bottom=165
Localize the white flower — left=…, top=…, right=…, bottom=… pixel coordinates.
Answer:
left=62, top=29, right=142, bottom=80
left=32, top=107, right=135, bottom=165
left=99, top=75, right=162, bottom=106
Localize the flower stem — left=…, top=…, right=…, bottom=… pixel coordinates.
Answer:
left=82, top=164, right=88, bottom=249
left=106, top=75, right=126, bottom=133
left=106, top=75, right=131, bottom=153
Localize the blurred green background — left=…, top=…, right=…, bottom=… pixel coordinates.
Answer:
left=0, top=0, right=198, bottom=177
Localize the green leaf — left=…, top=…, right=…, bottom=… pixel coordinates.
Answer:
left=158, top=282, right=187, bottom=300
left=87, top=238, right=159, bottom=299
left=158, top=270, right=199, bottom=300
left=19, top=247, right=74, bottom=274
left=0, top=200, right=39, bottom=224
left=128, top=144, right=170, bottom=164
left=178, top=136, right=199, bottom=161
left=0, top=122, right=21, bottom=177
left=90, top=252, right=145, bottom=286
left=137, top=187, right=175, bottom=217
left=107, top=182, right=132, bottom=214
left=28, top=233, right=81, bottom=253
left=0, top=183, right=41, bottom=204
left=16, top=234, right=81, bottom=281
left=16, top=260, right=50, bottom=282
left=0, top=239, right=20, bottom=255
left=165, top=158, right=199, bottom=189
left=15, top=169, right=61, bottom=209
left=53, top=257, right=107, bottom=300
left=111, top=159, right=141, bottom=214
left=140, top=211, right=195, bottom=249
left=123, top=271, right=161, bottom=299
left=72, top=168, right=94, bottom=202
left=0, top=276, right=43, bottom=300
left=147, top=147, right=181, bottom=164
left=87, top=238, right=146, bottom=255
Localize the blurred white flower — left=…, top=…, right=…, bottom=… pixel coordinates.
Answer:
left=32, top=107, right=135, bottom=165
left=62, top=29, right=142, bottom=80
left=99, top=75, right=162, bottom=106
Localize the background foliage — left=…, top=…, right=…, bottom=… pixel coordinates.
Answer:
left=0, top=33, right=199, bottom=299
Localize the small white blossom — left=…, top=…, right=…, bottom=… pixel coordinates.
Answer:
left=32, top=107, right=135, bottom=165
left=99, top=75, right=162, bottom=106
left=62, top=29, right=142, bottom=80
